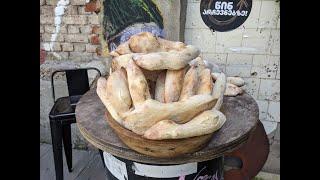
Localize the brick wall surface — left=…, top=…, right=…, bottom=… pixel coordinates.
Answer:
left=40, top=0, right=101, bottom=61
left=185, top=0, right=280, bottom=142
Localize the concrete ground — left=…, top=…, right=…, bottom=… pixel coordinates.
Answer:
left=262, top=140, right=280, bottom=174
left=40, top=142, right=279, bottom=180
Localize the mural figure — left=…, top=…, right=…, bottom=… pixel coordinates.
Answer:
left=102, top=0, right=165, bottom=51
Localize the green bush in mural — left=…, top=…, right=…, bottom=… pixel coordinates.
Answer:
left=103, top=0, right=164, bottom=40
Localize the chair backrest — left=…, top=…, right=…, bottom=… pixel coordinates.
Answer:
left=66, top=69, right=89, bottom=97
left=51, top=67, right=101, bottom=102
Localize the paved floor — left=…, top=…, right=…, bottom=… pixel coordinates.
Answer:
left=262, top=141, right=280, bottom=174
left=40, top=143, right=279, bottom=180
left=40, top=143, right=106, bottom=180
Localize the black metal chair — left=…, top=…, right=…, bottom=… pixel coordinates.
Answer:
left=49, top=67, right=102, bottom=180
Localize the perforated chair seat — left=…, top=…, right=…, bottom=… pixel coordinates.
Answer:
left=49, top=95, right=82, bottom=122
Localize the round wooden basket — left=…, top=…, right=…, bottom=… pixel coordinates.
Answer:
left=105, top=110, right=213, bottom=158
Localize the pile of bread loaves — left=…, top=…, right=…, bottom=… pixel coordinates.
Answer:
left=97, top=32, right=245, bottom=140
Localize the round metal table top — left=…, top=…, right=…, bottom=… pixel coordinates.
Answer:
left=76, top=87, right=259, bottom=164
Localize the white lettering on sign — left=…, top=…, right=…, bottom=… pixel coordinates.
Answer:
left=215, top=2, right=233, bottom=10
left=103, top=152, right=128, bottom=180
left=132, top=162, right=198, bottom=178
left=203, top=9, right=248, bottom=16
left=202, top=1, right=248, bottom=17
left=193, top=166, right=219, bottom=180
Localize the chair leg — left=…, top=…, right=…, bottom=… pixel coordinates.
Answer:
left=98, top=149, right=106, bottom=168
left=50, top=120, right=64, bottom=180
left=62, top=124, right=73, bottom=172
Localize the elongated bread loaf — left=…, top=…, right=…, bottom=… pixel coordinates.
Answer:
left=211, top=72, right=219, bottom=81
left=112, top=54, right=163, bottom=81
left=211, top=72, right=226, bottom=110
left=197, top=68, right=213, bottom=95
left=115, top=41, right=132, bottom=55
left=154, top=71, right=166, bottom=103
left=164, top=68, right=186, bottom=103
left=225, top=83, right=244, bottom=96
left=212, top=73, right=245, bottom=87
left=96, top=77, right=122, bottom=124
left=227, top=77, right=245, bottom=87
left=125, top=59, right=151, bottom=107
left=157, top=37, right=186, bottom=51
left=179, top=66, right=198, bottom=101
left=189, top=56, right=206, bottom=70
left=143, top=109, right=226, bottom=140
left=133, top=45, right=200, bottom=70
left=111, top=32, right=187, bottom=55
left=106, top=69, right=132, bottom=113
left=122, top=94, right=217, bottom=135
left=129, top=32, right=160, bottom=53
left=109, top=51, right=120, bottom=57
left=112, top=53, right=134, bottom=71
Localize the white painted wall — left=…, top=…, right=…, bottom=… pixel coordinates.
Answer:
left=184, top=0, right=280, bottom=139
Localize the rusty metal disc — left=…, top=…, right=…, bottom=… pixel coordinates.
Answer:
left=224, top=120, right=269, bottom=180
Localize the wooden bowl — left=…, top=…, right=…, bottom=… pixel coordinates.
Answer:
left=105, top=110, right=213, bottom=158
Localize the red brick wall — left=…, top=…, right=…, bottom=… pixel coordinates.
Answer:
left=40, top=0, right=102, bottom=61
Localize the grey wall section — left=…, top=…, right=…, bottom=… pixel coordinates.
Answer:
left=154, top=0, right=187, bottom=41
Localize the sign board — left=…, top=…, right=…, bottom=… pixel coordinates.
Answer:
left=200, top=0, right=252, bottom=32
left=102, top=152, right=224, bottom=180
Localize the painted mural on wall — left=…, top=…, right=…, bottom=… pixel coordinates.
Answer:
left=101, top=0, right=165, bottom=52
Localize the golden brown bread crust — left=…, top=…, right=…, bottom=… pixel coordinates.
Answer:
left=157, top=37, right=186, bottom=51
left=128, top=32, right=160, bottom=53
left=106, top=70, right=132, bottom=115
left=125, top=59, right=151, bottom=107
left=227, top=77, right=245, bottom=87
left=164, top=68, right=186, bottom=103
left=190, top=56, right=206, bottom=71
left=225, top=83, right=244, bottom=96
left=96, top=77, right=122, bottom=124
left=211, top=72, right=226, bottom=110
left=133, top=45, right=200, bottom=70
left=109, top=51, right=120, bottom=57
left=96, top=32, right=228, bottom=139
left=122, top=94, right=217, bottom=135
left=112, top=32, right=187, bottom=55
left=197, top=68, right=213, bottom=95
left=179, top=66, right=198, bottom=101
left=111, top=53, right=134, bottom=71
left=115, top=41, right=132, bottom=55
left=143, top=109, right=226, bottom=140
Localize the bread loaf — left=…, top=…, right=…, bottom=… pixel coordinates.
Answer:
left=179, top=66, right=198, bottom=101
left=133, top=45, right=200, bottom=70
left=125, top=59, right=151, bottom=107
left=197, top=68, right=213, bottom=95
left=144, top=109, right=226, bottom=140
left=96, top=77, right=122, bottom=124
left=211, top=72, right=226, bottom=110
left=122, top=94, right=217, bottom=135
left=164, top=68, right=186, bottom=103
